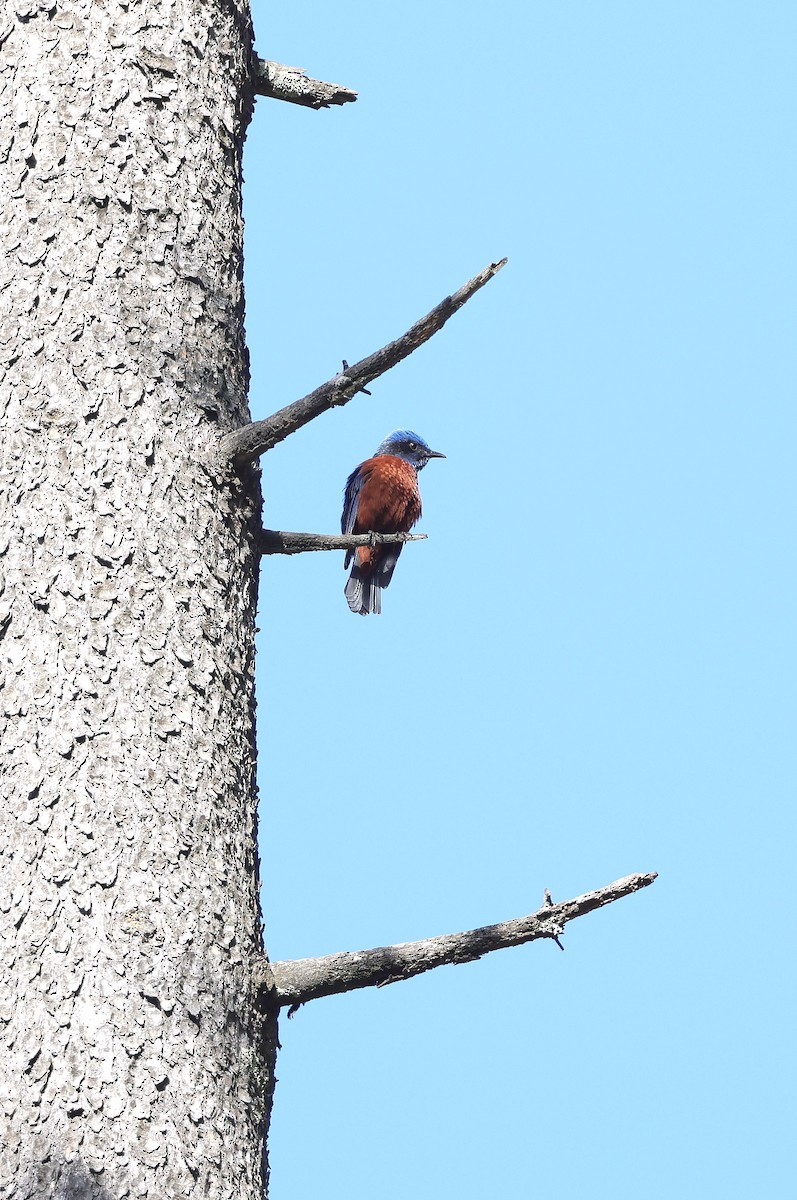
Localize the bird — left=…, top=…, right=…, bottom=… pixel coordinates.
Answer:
left=341, top=430, right=445, bottom=615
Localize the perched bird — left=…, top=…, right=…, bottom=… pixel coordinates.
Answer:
left=342, top=430, right=445, bottom=615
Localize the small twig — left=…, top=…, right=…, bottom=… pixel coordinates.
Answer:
left=252, top=57, right=357, bottom=109
left=258, top=530, right=426, bottom=556
left=342, top=360, right=370, bottom=396
left=256, top=872, right=657, bottom=1010
left=220, top=258, right=508, bottom=466
left=542, top=888, right=564, bottom=949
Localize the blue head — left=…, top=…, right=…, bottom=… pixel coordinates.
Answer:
left=373, top=430, right=446, bottom=470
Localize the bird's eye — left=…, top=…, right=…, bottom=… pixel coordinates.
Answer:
left=408, top=441, right=417, bottom=451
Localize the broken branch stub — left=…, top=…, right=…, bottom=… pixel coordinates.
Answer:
left=252, top=57, right=357, bottom=109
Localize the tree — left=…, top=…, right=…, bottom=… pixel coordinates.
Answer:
left=0, top=4, right=655, bottom=1196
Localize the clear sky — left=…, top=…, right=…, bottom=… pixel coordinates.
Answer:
left=243, top=3, right=795, bottom=1197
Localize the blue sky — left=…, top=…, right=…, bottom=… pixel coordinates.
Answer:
left=243, top=3, right=795, bottom=1197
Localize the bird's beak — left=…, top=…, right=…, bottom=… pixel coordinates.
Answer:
left=426, top=449, right=446, bottom=460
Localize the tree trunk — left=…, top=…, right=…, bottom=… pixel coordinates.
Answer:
left=0, top=6, right=659, bottom=1197
left=0, top=3, right=271, bottom=1197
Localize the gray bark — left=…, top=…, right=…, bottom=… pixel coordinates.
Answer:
left=0, top=4, right=270, bottom=1198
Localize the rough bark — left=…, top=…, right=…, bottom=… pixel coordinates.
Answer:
left=0, top=4, right=270, bottom=1198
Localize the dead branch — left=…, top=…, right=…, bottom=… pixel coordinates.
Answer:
left=259, top=872, right=657, bottom=1011
left=252, top=57, right=357, bottom=109
left=258, top=530, right=426, bottom=556
left=220, top=258, right=507, bottom=466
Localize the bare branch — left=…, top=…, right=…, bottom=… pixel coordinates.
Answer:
left=258, top=530, right=426, bottom=556
left=220, top=258, right=508, bottom=466
left=252, top=57, right=357, bottom=109
left=260, top=872, right=657, bottom=1011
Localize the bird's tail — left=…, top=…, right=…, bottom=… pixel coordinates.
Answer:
left=344, top=546, right=402, bottom=615
left=344, top=564, right=382, bottom=615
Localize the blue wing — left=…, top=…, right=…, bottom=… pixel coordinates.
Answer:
left=341, top=466, right=366, bottom=568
